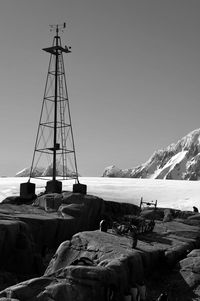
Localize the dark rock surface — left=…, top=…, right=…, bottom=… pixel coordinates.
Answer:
left=1, top=195, right=200, bottom=300
left=0, top=192, right=104, bottom=282
left=103, top=200, right=140, bottom=223
left=146, top=247, right=200, bottom=300
left=0, top=218, right=35, bottom=275
left=0, top=214, right=200, bottom=300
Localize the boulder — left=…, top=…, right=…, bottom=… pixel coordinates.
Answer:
left=61, top=193, right=104, bottom=230
left=35, top=193, right=63, bottom=211
left=45, top=230, right=146, bottom=300
left=45, top=230, right=144, bottom=283
left=187, top=249, right=200, bottom=258
left=0, top=217, right=35, bottom=275
left=177, top=256, right=200, bottom=288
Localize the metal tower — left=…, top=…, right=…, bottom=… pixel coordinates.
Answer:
left=27, top=23, right=81, bottom=194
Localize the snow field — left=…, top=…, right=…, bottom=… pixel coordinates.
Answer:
left=0, top=177, right=200, bottom=211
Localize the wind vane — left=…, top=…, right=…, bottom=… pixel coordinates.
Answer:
left=20, top=23, right=87, bottom=199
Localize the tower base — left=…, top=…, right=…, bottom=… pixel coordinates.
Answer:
left=20, top=182, right=36, bottom=200
left=46, top=180, right=62, bottom=194
left=73, top=183, right=87, bottom=195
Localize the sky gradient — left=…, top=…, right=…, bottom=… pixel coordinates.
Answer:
left=1, top=0, right=200, bottom=176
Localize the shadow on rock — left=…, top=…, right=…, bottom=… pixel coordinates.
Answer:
left=138, top=232, right=172, bottom=245
left=147, top=267, right=198, bottom=301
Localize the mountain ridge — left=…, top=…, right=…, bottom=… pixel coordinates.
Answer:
left=16, top=162, right=78, bottom=178
left=103, top=128, right=200, bottom=180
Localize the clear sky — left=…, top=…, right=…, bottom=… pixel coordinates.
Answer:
left=1, top=0, right=200, bottom=177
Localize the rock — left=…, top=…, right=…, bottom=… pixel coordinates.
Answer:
left=35, top=193, right=63, bottom=211
left=2, top=196, right=34, bottom=205
left=187, top=249, right=200, bottom=258
left=14, top=213, right=59, bottom=251
left=0, top=272, right=18, bottom=292
left=175, top=210, right=195, bottom=219
left=103, top=200, right=140, bottom=222
left=140, top=208, right=164, bottom=220
left=1, top=217, right=200, bottom=300
left=61, top=193, right=104, bottom=230
left=0, top=297, right=20, bottom=301
left=187, top=213, right=200, bottom=220
left=176, top=256, right=200, bottom=288
left=0, top=192, right=105, bottom=280
left=0, top=277, right=53, bottom=300
left=0, top=218, right=35, bottom=275
left=45, top=231, right=145, bottom=299
left=58, top=203, right=84, bottom=218
left=179, top=256, right=200, bottom=272
left=16, top=193, right=104, bottom=251
left=1, top=193, right=200, bottom=300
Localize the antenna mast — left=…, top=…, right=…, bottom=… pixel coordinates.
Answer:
left=29, top=23, right=80, bottom=193
left=20, top=23, right=87, bottom=199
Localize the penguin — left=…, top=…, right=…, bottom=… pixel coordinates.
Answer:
left=193, top=206, right=199, bottom=213
left=100, top=219, right=108, bottom=232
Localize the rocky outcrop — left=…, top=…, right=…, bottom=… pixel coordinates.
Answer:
left=2, top=193, right=200, bottom=300
left=1, top=213, right=200, bottom=300
left=174, top=217, right=200, bottom=293
left=0, top=231, right=146, bottom=301
left=45, top=231, right=146, bottom=300
left=0, top=217, right=36, bottom=276
left=0, top=192, right=104, bottom=279
left=103, top=200, right=140, bottom=222
left=103, top=128, right=200, bottom=180
left=153, top=247, right=200, bottom=300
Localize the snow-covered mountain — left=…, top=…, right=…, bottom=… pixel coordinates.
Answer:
left=16, top=163, right=78, bottom=178
left=103, top=128, right=200, bottom=180
left=16, top=167, right=45, bottom=177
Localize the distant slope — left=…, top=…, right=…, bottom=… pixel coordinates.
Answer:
left=16, top=163, right=78, bottom=178
left=103, top=128, right=200, bottom=180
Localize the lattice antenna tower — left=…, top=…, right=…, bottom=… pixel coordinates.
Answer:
left=28, top=23, right=79, bottom=192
